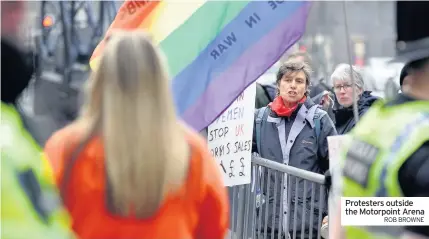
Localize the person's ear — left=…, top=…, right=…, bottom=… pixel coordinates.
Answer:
left=402, top=76, right=411, bottom=87
left=276, top=82, right=280, bottom=96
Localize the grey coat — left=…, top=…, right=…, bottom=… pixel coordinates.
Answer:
left=252, top=98, right=337, bottom=238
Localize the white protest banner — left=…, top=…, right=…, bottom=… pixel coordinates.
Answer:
left=328, top=135, right=352, bottom=192
left=327, top=135, right=351, bottom=239
left=207, top=83, right=256, bottom=187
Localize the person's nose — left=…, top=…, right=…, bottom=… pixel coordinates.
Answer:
left=290, top=81, right=297, bottom=89
left=339, top=86, right=347, bottom=93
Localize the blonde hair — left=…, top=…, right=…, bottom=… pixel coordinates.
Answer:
left=79, top=31, right=190, bottom=218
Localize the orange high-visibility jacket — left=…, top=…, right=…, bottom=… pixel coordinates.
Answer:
left=45, top=123, right=229, bottom=239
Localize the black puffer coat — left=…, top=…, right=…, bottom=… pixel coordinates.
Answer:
left=334, top=91, right=379, bottom=135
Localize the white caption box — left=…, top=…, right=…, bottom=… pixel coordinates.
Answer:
left=341, top=197, right=429, bottom=226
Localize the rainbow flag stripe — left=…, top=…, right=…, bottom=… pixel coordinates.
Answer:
left=90, top=1, right=311, bottom=131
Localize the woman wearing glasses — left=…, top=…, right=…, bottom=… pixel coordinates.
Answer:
left=320, top=64, right=380, bottom=238
left=331, top=64, right=380, bottom=135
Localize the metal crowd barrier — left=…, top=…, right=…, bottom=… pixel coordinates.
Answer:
left=228, top=156, right=328, bottom=239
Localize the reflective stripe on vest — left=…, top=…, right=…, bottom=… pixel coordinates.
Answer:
left=1, top=102, right=74, bottom=239
left=376, top=113, right=429, bottom=197
left=345, top=225, right=404, bottom=239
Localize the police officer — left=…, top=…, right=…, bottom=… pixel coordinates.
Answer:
left=340, top=1, right=429, bottom=238
left=1, top=2, right=74, bottom=238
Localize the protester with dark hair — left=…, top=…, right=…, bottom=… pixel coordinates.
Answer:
left=288, top=51, right=336, bottom=121
left=255, top=51, right=316, bottom=109
left=253, top=59, right=337, bottom=238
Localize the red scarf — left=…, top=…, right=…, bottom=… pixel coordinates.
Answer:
left=269, top=96, right=307, bottom=117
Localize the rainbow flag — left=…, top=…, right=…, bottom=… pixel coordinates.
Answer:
left=90, top=0, right=311, bottom=131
